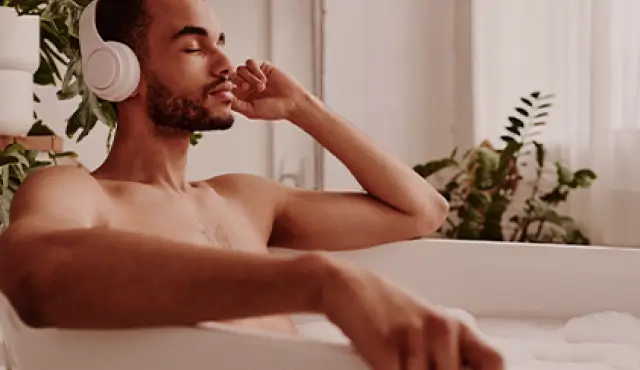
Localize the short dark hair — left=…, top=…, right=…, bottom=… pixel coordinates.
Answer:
left=95, top=0, right=152, bottom=60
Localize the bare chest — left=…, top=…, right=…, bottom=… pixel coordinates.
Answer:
left=96, top=180, right=297, bottom=335
left=101, top=185, right=270, bottom=252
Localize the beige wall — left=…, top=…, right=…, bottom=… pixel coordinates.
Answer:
left=322, top=0, right=474, bottom=190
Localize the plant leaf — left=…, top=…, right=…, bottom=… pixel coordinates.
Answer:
left=508, top=116, right=525, bottom=128
left=33, top=54, right=56, bottom=85
left=190, top=132, right=203, bottom=146
left=450, top=147, right=458, bottom=159
left=556, top=162, right=574, bottom=185
left=77, top=108, right=98, bottom=142
left=506, top=126, right=520, bottom=136
left=500, top=135, right=517, bottom=144
left=516, top=108, right=529, bottom=117
left=573, top=169, right=597, bottom=188
left=473, top=147, right=500, bottom=190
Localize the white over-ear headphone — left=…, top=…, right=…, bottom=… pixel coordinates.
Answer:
left=78, top=0, right=141, bottom=102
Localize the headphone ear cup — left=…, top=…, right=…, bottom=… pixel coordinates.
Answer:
left=103, top=41, right=141, bottom=102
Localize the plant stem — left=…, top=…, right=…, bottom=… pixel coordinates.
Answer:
left=509, top=226, right=520, bottom=242
left=518, top=220, right=530, bottom=242
left=512, top=102, right=546, bottom=242
left=535, top=220, right=545, bottom=240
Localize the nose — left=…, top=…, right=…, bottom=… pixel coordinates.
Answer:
left=210, top=48, right=234, bottom=79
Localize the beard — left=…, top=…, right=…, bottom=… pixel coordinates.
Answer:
left=145, top=76, right=235, bottom=133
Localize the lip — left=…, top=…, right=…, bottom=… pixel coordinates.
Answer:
left=208, top=82, right=235, bottom=102
left=210, top=90, right=234, bottom=102
left=209, top=81, right=235, bottom=95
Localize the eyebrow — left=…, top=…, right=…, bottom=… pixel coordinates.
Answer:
left=172, top=26, right=226, bottom=44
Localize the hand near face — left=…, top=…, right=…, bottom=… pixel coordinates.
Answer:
left=230, top=59, right=309, bottom=121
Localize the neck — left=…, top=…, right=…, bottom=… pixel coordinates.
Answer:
left=93, top=107, right=193, bottom=191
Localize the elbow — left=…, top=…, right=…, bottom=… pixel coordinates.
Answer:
left=412, top=193, right=450, bottom=237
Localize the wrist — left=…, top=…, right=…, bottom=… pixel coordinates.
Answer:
left=287, top=91, right=325, bottom=126
left=292, top=251, right=347, bottom=315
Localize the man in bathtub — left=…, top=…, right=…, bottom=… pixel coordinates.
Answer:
left=0, top=0, right=503, bottom=369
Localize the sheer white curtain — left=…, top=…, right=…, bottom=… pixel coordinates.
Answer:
left=598, top=0, right=640, bottom=246
left=473, top=0, right=640, bottom=246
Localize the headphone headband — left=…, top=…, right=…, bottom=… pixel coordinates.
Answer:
left=78, top=1, right=103, bottom=68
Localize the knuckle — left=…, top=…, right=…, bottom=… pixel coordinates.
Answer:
left=384, top=317, right=423, bottom=345
left=406, top=316, right=424, bottom=332
left=427, top=312, right=459, bottom=338
left=387, top=318, right=425, bottom=358
left=381, top=329, right=400, bottom=351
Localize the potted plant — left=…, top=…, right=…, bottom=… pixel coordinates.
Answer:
left=0, top=0, right=90, bottom=228
left=413, top=92, right=597, bottom=245
left=0, top=0, right=85, bottom=152
left=0, top=4, right=40, bottom=136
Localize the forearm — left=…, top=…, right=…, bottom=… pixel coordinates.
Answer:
left=289, top=94, right=448, bottom=218
left=1, top=228, right=328, bottom=329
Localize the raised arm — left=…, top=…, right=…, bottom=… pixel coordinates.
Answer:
left=231, top=61, right=449, bottom=251
left=270, top=95, right=449, bottom=251
left=0, top=166, right=326, bottom=329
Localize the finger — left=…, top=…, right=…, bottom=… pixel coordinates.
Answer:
left=459, top=324, right=505, bottom=370
left=237, top=65, right=265, bottom=92
left=260, top=60, right=276, bottom=76
left=404, top=343, right=428, bottom=370
left=428, top=316, right=460, bottom=370
left=399, top=323, right=429, bottom=370
left=246, top=59, right=267, bottom=84
left=229, top=74, right=250, bottom=100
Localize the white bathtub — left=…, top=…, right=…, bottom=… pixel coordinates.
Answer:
left=2, top=238, right=639, bottom=370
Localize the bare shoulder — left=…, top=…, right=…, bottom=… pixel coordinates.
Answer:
left=13, top=165, right=100, bottom=204
left=18, top=164, right=96, bottom=189
left=9, top=165, right=105, bottom=229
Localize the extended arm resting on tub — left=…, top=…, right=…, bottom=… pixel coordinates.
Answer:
left=0, top=167, right=328, bottom=329
left=0, top=226, right=329, bottom=329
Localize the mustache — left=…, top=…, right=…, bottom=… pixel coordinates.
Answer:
left=204, top=76, right=233, bottom=95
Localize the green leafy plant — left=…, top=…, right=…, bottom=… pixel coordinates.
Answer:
left=413, top=92, right=597, bottom=245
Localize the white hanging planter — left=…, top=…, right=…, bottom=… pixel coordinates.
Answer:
left=0, top=7, right=40, bottom=137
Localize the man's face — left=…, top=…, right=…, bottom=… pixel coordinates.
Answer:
left=139, top=0, right=235, bottom=133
